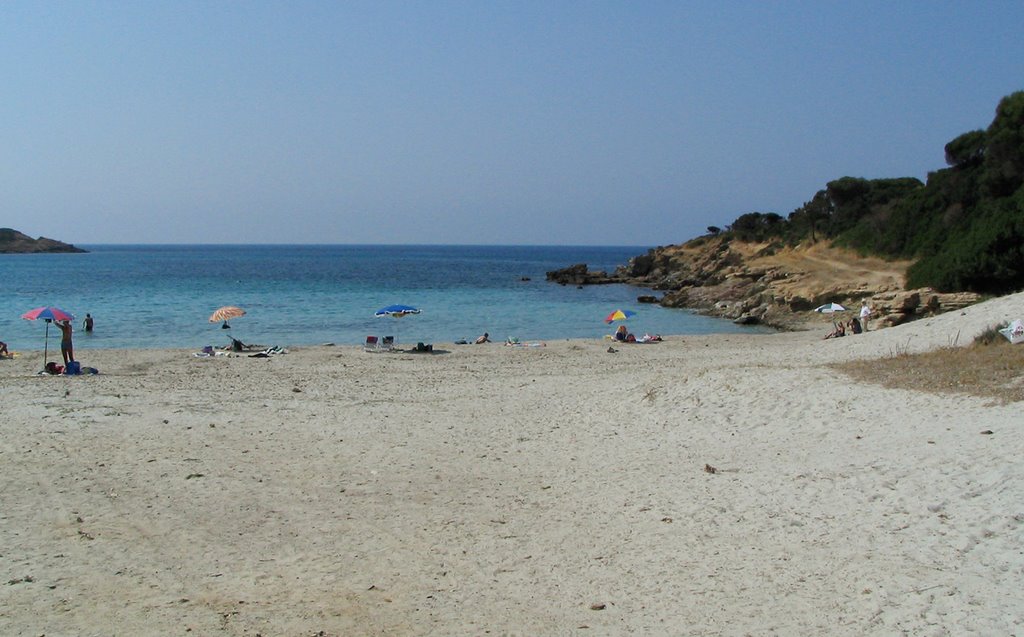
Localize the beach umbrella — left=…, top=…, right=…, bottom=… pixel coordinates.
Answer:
left=814, top=302, right=846, bottom=327
left=209, top=306, right=245, bottom=329
left=604, top=309, right=637, bottom=324
left=375, top=305, right=421, bottom=345
left=21, top=306, right=75, bottom=367
left=375, top=304, right=421, bottom=317
left=813, top=302, right=846, bottom=314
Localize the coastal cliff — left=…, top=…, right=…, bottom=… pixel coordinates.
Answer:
left=0, top=228, right=86, bottom=254
left=549, top=91, right=1024, bottom=330
left=548, top=237, right=979, bottom=330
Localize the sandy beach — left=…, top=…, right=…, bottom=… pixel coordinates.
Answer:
left=2, top=293, right=1023, bottom=636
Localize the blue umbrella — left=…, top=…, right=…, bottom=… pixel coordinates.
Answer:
left=374, top=304, right=421, bottom=317
left=374, top=305, right=421, bottom=345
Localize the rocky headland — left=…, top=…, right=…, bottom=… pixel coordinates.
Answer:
left=547, top=92, right=1024, bottom=331
left=548, top=237, right=980, bottom=331
left=0, top=228, right=86, bottom=254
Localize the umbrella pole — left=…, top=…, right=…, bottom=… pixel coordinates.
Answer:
left=43, top=321, right=49, bottom=367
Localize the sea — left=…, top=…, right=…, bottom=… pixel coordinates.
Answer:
left=1, top=244, right=768, bottom=351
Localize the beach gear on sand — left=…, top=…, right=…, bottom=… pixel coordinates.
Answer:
left=999, top=319, right=1024, bottom=344
left=364, top=335, right=397, bottom=352
left=505, top=336, right=545, bottom=347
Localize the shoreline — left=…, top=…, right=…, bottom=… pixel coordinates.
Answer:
left=2, top=292, right=1022, bottom=634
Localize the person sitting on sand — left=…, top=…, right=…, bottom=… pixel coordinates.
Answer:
left=0, top=340, right=9, bottom=357
left=848, top=317, right=862, bottom=334
left=614, top=325, right=629, bottom=342
left=475, top=332, right=490, bottom=344
left=824, top=322, right=846, bottom=339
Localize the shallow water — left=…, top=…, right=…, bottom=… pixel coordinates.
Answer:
left=2, top=244, right=768, bottom=350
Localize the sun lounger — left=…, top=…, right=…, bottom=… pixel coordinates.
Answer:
left=364, top=335, right=396, bottom=352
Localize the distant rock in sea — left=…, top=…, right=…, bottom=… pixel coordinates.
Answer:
left=0, top=228, right=87, bottom=254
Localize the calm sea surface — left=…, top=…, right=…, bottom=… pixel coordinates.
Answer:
left=2, top=245, right=768, bottom=351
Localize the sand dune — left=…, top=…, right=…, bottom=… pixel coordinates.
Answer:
left=2, top=293, right=1022, bottom=635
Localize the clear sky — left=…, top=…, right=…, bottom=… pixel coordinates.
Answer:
left=3, top=1, right=1023, bottom=246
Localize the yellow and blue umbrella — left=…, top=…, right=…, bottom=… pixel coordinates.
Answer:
left=604, top=309, right=636, bottom=324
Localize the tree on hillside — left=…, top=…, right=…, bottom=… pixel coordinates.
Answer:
left=727, top=212, right=785, bottom=242
left=945, top=130, right=986, bottom=168
left=981, top=91, right=1024, bottom=197
left=713, top=91, right=1024, bottom=294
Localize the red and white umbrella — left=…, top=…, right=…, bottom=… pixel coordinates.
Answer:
left=21, top=306, right=75, bottom=366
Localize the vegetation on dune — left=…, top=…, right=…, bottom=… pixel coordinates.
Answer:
left=708, top=91, right=1024, bottom=295
left=837, top=325, right=1024, bottom=404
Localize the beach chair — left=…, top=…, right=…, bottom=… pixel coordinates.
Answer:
left=380, top=336, right=395, bottom=352
left=364, top=335, right=380, bottom=352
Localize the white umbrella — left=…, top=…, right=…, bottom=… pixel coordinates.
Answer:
left=814, top=302, right=846, bottom=327
left=813, top=302, right=846, bottom=313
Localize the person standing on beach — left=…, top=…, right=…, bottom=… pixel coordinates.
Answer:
left=83, top=313, right=94, bottom=333
left=860, top=300, right=873, bottom=331
left=56, top=319, right=74, bottom=364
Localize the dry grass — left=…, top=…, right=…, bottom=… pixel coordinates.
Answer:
left=836, top=339, right=1024, bottom=404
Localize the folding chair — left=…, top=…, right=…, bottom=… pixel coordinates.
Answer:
left=364, top=335, right=380, bottom=352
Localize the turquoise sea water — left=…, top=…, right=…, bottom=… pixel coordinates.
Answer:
left=2, top=245, right=767, bottom=351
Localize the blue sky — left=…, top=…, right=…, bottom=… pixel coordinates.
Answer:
left=3, top=1, right=1022, bottom=246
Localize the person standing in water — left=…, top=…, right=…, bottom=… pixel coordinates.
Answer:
left=83, top=313, right=94, bottom=333
left=56, top=319, right=74, bottom=364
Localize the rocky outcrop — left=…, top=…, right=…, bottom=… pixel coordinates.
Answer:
left=552, top=236, right=981, bottom=331
left=545, top=263, right=614, bottom=286
left=0, top=228, right=86, bottom=253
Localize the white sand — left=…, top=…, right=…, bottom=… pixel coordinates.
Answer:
left=2, top=293, right=1023, bottom=635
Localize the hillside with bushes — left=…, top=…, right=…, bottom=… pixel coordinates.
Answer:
left=711, top=90, right=1024, bottom=295
left=551, top=91, right=1022, bottom=328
